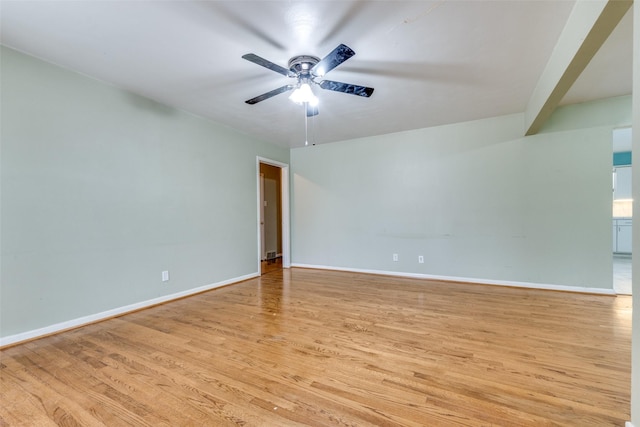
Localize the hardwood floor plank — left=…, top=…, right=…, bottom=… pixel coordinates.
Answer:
left=0, top=268, right=631, bottom=426
left=0, top=373, right=59, bottom=426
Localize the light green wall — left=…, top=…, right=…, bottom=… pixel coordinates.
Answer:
left=291, top=99, right=629, bottom=289
left=0, top=46, right=289, bottom=339
left=540, top=95, right=632, bottom=133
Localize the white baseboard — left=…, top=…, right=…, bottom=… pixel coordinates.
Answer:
left=0, top=272, right=259, bottom=348
left=625, top=422, right=635, bottom=427
left=291, top=263, right=616, bottom=295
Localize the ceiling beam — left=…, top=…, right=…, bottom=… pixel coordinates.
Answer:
left=524, top=0, right=632, bottom=136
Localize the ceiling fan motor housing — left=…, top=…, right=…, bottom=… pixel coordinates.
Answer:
left=288, top=55, right=320, bottom=78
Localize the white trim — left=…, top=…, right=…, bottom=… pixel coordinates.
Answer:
left=625, top=422, right=635, bottom=427
left=280, top=167, right=291, bottom=268
left=0, top=272, right=259, bottom=348
left=290, top=263, right=617, bottom=295
left=256, top=157, right=291, bottom=271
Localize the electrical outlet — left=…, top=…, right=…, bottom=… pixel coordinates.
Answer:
left=418, top=255, right=424, bottom=264
left=162, top=271, right=169, bottom=282
left=393, top=253, right=398, bottom=262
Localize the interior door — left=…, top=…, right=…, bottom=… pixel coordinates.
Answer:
left=257, top=157, right=290, bottom=272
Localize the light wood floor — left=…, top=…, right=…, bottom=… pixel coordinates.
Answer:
left=0, top=268, right=631, bottom=426
left=261, top=257, right=283, bottom=275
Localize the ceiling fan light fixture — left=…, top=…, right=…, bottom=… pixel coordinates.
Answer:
left=289, top=83, right=317, bottom=105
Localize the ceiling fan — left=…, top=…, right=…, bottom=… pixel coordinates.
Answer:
left=242, top=44, right=374, bottom=117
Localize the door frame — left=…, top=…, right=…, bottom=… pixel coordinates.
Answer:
left=259, top=172, right=266, bottom=260
left=256, top=156, right=291, bottom=272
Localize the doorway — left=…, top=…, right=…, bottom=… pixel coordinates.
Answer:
left=257, top=157, right=290, bottom=275
left=612, top=127, right=632, bottom=295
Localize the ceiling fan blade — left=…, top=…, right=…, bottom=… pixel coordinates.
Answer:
left=306, top=104, right=319, bottom=117
left=319, top=80, right=374, bottom=97
left=242, top=53, right=292, bottom=77
left=245, top=85, right=293, bottom=104
left=311, top=44, right=355, bottom=77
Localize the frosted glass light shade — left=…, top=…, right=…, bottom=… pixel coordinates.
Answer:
left=289, top=83, right=318, bottom=105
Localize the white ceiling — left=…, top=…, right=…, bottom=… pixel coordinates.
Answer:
left=0, top=1, right=633, bottom=148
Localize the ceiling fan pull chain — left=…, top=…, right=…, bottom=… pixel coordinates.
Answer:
left=304, top=103, right=309, bottom=146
